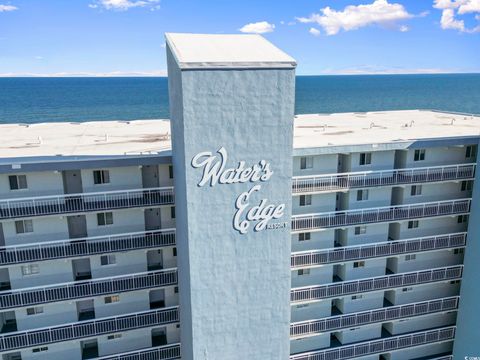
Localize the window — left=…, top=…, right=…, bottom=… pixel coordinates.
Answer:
left=457, top=215, right=469, bottom=223
left=359, top=153, right=372, bottom=166
left=465, top=145, right=477, bottom=159
left=97, top=212, right=113, bottom=226
left=100, top=254, right=116, bottom=266
left=410, top=185, right=422, bottom=196
left=453, top=248, right=464, bottom=255
left=414, top=149, right=426, bottom=161
left=26, top=307, right=44, bottom=315
left=32, top=347, right=48, bottom=353
left=402, top=287, right=413, bottom=292
left=174, top=286, right=179, bottom=293
left=173, top=247, right=177, bottom=257
left=405, top=254, right=416, bottom=261
left=351, top=295, right=363, bottom=300
left=356, top=189, right=369, bottom=201
left=93, top=170, right=110, bottom=184
left=21, top=264, right=39, bottom=276
left=354, top=226, right=366, bottom=235
left=353, top=261, right=365, bottom=268
left=450, top=280, right=461, bottom=285
left=461, top=181, right=473, bottom=191
left=104, top=295, right=120, bottom=304
left=297, top=269, right=310, bottom=276
left=168, top=165, right=174, bottom=179
left=171, top=206, right=176, bottom=219
left=9, top=175, right=27, bottom=190
left=107, top=334, right=122, bottom=340
left=300, top=156, right=313, bottom=170
left=408, top=220, right=419, bottom=229
left=299, top=195, right=312, bottom=206
left=299, top=232, right=311, bottom=241
left=15, top=219, right=33, bottom=234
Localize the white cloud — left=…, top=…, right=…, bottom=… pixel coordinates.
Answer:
left=399, top=25, right=410, bottom=31
left=309, top=27, right=321, bottom=36
left=433, top=0, right=480, bottom=32
left=0, top=4, right=17, bottom=12
left=0, top=70, right=168, bottom=77
left=317, top=65, right=469, bottom=75
left=297, top=0, right=413, bottom=36
left=34, top=56, right=44, bottom=60
left=239, top=21, right=275, bottom=34
left=89, top=0, right=160, bottom=11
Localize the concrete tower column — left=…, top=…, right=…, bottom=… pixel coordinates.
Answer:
left=166, top=33, right=296, bottom=360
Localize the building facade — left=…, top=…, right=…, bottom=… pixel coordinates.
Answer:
left=0, top=34, right=479, bottom=360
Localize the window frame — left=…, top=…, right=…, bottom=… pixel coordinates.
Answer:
left=100, top=254, right=116, bottom=266
left=9, top=175, right=28, bottom=191
left=104, top=295, right=120, bottom=304
left=354, top=226, right=367, bottom=235
left=93, top=170, right=110, bottom=185
left=414, top=149, right=426, bottom=161
left=97, top=212, right=113, bottom=226
left=300, top=156, right=313, bottom=170
left=15, top=219, right=34, bottom=234
left=22, top=264, right=40, bottom=276
left=299, top=195, right=312, bottom=207
left=299, top=232, right=311, bottom=241
left=359, top=153, right=372, bottom=166
left=410, top=185, right=422, bottom=196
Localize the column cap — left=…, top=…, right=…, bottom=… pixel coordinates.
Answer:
left=165, top=33, right=297, bottom=70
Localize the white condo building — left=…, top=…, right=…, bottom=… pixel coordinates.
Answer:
left=0, top=34, right=479, bottom=360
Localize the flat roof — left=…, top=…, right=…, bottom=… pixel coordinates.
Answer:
left=165, top=33, right=296, bottom=69
left=0, top=110, right=479, bottom=160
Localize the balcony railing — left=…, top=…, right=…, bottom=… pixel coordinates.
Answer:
left=290, top=296, right=459, bottom=337
left=292, top=199, right=471, bottom=232
left=0, top=268, right=177, bottom=309
left=0, top=229, right=176, bottom=266
left=289, top=326, right=456, bottom=360
left=0, top=187, right=174, bottom=220
left=291, top=265, right=463, bottom=303
left=291, top=232, right=467, bottom=268
left=0, top=307, right=179, bottom=352
left=95, top=343, right=181, bottom=360
left=292, top=163, right=476, bottom=194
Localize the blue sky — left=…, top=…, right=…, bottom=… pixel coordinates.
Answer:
left=0, top=0, right=479, bottom=76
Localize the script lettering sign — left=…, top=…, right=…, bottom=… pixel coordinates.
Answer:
left=191, top=147, right=288, bottom=234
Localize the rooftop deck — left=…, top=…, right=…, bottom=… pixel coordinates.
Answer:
left=0, top=110, right=478, bottom=160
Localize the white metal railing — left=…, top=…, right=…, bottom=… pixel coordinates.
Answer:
left=290, top=265, right=463, bottom=303
left=290, top=296, right=459, bottom=337
left=0, top=186, right=174, bottom=220
left=0, top=228, right=176, bottom=266
left=0, top=307, right=179, bottom=352
left=289, top=326, right=456, bottom=360
left=292, top=199, right=471, bottom=232
left=291, top=232, right=467, bottom=268
left=0, top=268, right=177, bottom=309
left=94, top=343, right=181, bottom=360
left=292, top=163, right=476, bottom=194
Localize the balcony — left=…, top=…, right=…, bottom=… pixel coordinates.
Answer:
left=0, top=229, right=176, bottom=266
left=290, top=265, right=463, bottom=304
left=93, top=343, right=181, bottom=360
left=291, top=199, right=471, bottom=232
left=0, top=307, right=179, bottom=352
left=0, top=268, right=177, bottom=310
left=290, top=296, right=459, bottom=338
left=0, top=187, right=174, bottom=220
left=291, top=232, right=467, bottom=268
left=289, top=326, right=456, bottom=360
left=292, top=163, right=476, bottom=194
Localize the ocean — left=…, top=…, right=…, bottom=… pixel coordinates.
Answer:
left=0, top=74, right=479, bottom=124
